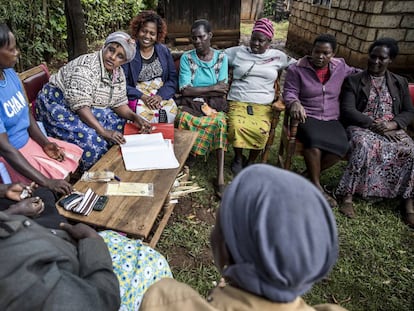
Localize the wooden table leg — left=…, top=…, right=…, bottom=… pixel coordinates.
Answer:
left=148, top=202, right=176, bottom=248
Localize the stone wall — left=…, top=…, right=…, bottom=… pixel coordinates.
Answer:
left=286, top=0, right=414, bottom=74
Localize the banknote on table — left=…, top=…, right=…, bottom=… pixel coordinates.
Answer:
left=81, top=171, right=115, bottom=182
left=106, top=182, right=154, bottom=197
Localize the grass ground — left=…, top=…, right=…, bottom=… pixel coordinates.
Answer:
left=157, top=115, right=414, bottom=311
left=156, top=20, right=413, bottom=310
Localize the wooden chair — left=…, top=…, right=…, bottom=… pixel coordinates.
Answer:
left=18, top=63, right=50, bottom=118
left=407, top=83, right=414, bottom=138
left=260, top=76, right=285, bottom=163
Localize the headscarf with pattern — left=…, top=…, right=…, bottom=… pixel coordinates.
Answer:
left=252, top=18, right=274, bottom=39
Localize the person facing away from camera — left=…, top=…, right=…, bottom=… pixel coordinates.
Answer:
left=139, top=164, right=348, bottom=311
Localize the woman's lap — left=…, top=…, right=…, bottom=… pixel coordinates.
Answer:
left=176, top=110, right=228, bottom=156
left=336, top=127, right=414, bottom=199
left=36, top=84, right=125, bottom=170
left=99, top=231, right=172, bottom=311
left=228, top=101, right=272, bottom=149
left=297, top=117, right=348, bottom=157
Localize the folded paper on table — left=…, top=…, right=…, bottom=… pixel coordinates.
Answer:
left=106, top=182, right=154, bottom=196
left=124, top=122, right=174, bottom=143
left=120, top=132, right=179, bottom=171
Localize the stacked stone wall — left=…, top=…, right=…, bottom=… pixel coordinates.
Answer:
left=286, top=0, right=414, bottom=73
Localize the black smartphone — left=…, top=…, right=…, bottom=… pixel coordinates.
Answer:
left=58, top=193, right=84, bottom=210
left=247, top=105, right=254, bottom=115
left=93, top=195, right=109, bottom=211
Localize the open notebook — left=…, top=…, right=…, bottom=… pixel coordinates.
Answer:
left=120, top=133, right=179, bottom=171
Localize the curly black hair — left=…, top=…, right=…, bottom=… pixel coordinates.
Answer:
left=368, top=38, right=399, bottom=59
left=129, top=10, right=167, bottom=43
left=313, top=33, right=337, bottom=51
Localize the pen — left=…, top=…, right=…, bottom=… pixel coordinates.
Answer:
left=114, top=175, right=121, bottom=181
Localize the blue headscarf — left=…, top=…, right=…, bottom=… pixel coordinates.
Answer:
left=220, top=164, right=338, bottom=302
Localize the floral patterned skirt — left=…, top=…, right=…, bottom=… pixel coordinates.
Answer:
left=336, top=126, right=414, bottom=199
left=35, top=83, right=125, bottom=171
left=99, top=231, right=172, bottom=311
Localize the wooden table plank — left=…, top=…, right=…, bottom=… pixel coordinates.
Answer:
left=58, top=129, right=197, bottom=240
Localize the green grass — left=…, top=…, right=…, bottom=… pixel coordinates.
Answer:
left=240, top=20, right=289, bottom=41
left=157, top=114, right=414, bottom=311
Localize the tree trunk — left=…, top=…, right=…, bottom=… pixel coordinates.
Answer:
left=64, top=0, right=87, bottom=61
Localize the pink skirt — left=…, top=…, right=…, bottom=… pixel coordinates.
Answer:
left=0, top=137, right=83, bottom=184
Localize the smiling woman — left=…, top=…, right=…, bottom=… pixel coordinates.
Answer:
left=35, top=31, right=151, bottom=171
left=123, top=10, right=178, bottom=124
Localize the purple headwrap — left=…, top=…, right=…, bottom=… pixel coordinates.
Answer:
left=252, top=18, right=274, bottom=40
left=220, top=164, right=338, bottom=302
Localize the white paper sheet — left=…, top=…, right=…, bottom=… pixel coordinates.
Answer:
left=120, top=133, right=179, bottom=171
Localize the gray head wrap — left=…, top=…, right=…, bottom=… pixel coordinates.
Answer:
left=220, top=164, right=338, bottom=302
left=104, top=31, right=136, bottom=62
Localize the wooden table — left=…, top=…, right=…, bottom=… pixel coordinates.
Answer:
left=58, top=129, right=197, bottom=247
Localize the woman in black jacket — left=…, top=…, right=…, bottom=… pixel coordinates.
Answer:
left=337, top=38, right=414, bottom=227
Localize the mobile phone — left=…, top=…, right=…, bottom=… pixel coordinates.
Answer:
left=58, top=193, right=84, bottom=210
left=247, top=105, right=254, bottom=115
left=158, top=109, right=167, bottom=123
left=93, top=195, right=109, bottom=211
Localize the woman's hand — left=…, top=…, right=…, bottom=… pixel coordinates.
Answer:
left=44, top=179, right=72, bottom=195
left=60, top=222, right=101, bottom=240
left=290, top=101, right=307, bottom=123
left=5, top=182, right=37, bottom=201
left=100, top=129, right=126, bottom=145
left=213, top=81, right=229, bottom=95
left=370, top=120, right=398, bottom=135
left=133, top=116, right=152, bottom=134
left=383, top=130, right=403, bottom=142
left=142, top=94, right=163, bottom=110
left=7, top=197, right=45, bottom=217
left=43, top=142, right=65, bottom=162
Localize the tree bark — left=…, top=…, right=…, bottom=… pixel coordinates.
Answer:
left=64, top=0, right=87, bottom=61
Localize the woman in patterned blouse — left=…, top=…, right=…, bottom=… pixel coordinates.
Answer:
left=36, top=31, right=151, bottom=170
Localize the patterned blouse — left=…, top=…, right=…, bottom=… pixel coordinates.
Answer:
left=49, top=50, right=128, bottom=111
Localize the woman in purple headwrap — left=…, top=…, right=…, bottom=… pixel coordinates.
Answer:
left=139, top=164, right=348, bottom=311
left=225, top=18, right=295, bottom=175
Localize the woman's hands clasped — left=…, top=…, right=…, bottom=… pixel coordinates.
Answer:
left=370, top=120, right=401, bottom=141
left=142, top=94, right=163, bottom=110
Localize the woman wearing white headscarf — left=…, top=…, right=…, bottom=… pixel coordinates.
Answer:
left=36, top=31, right=151, bottom=170
left=139, top=164, right=348, bottom=311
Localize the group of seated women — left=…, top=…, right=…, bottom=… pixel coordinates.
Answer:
left=1, top=10, right=413, bottom=311
left=1, top=10, right=413, bottom=228
left=284, top=34, right=414, bottom=227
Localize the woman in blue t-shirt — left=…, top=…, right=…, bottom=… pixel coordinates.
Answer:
left=0, top=23, right=81, bottom=194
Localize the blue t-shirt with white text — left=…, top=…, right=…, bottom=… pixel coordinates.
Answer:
left=0, top=68, right=30, bottom=149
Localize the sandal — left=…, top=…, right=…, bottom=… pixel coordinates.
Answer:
left=340, top=201, right=356, bottom=218
left=322, top=191, right=338, bottom=208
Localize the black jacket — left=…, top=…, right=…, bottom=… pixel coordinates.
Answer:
left=340, top=70, right=414, bottom=129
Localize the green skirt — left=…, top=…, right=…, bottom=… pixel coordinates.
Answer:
left=228, top=101, right=272, bottom=149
